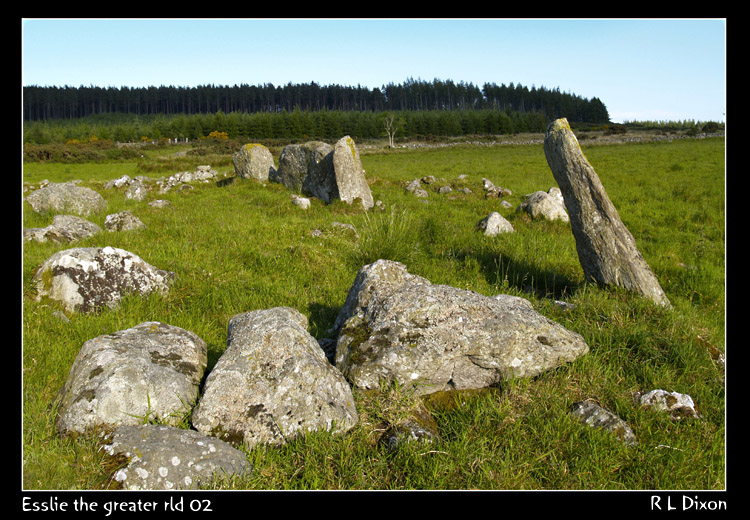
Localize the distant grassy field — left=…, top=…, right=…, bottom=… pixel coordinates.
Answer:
left=22, top=135, right=725, bottom=490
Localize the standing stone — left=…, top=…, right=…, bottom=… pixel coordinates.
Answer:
left=332, top=136, right=374, bottom=210
left=273, top=141, right=334, bottom=195
left=301, top=142, right=337, bottom=203
left=192, top=307, right=358, bottom=449
left=543, top=118, right=671, bottom=307
left=233, top=143, right=276, bottom=181
left=55, top=322, right=207, bottom=436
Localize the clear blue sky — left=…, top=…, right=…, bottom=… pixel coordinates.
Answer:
left=22, top=18, right=726, bottom=123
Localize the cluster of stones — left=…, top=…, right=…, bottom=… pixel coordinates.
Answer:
left=24, top=122, right=689, bottom=489
left=570, top=389, right=701, bottom=446
left=48, top=257, right=602, bottom=489
left=232, top=136, right=374, bottom=210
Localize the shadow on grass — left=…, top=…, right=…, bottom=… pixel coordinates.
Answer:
left=472, top=249, right=582, bottom=301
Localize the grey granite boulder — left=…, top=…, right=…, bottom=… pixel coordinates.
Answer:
left=516, top=189, right=569, bottom=222
left=477, top=212, right=514, bottom=236
left=192, top=307, right=358, bottom=449
left=272, top=137, right=373, bottom=209
left=25, top=182, right=106, bottom=217
left=273, top=141, right=334, bottom=196
left=104, top=211, right=145, bottom=232
left=333, top=260, right=589, bottom=396
left=24, top=214, right=102, bottom=244
left=233, top=143, right=276, bottom=181
left=34, top=246, right=174, bottom=313
left=101, top=424, right=250, bottom=490
left=55, top=322, right=207, bottom=436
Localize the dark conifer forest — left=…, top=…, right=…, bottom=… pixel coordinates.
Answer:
left=23, top=78, right=612, bottom=144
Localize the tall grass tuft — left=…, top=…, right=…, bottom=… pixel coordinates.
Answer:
left=350, top=206, right=420, bottom=267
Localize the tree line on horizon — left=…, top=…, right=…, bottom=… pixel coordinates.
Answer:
left=23, top=78, right=611, bottom=124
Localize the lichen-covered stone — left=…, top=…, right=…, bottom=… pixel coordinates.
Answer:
left=639, top=389, right=700, bottom=419
left=233, top=143, right=275, bottom=181
left=25, top=182, right=106, bottom=216
left=101, top=424, right=250, bottom=490
left=34, top=246, right=174, bottom=313
left=192, top=307, right=358, bottom=449
left=332, top=136, right=373, bottom=209
left=334, top=260, right=589, bottom=396
left=23, top=214, right=102, bottom=244
left=544, top=118, right=670, bottom=307
left=272, top=137, right=373, bottom=209
left=55, top=322, right=207, bottom=436
left=273, top=141, right=334, bottom=196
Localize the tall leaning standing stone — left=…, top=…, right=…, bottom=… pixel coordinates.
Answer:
left=543, top=118, right=670, bottom=307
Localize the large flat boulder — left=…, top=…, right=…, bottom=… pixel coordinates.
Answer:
left=333, top=260, right=589, bottom=396
left=101, top=424, right=251, bottom=490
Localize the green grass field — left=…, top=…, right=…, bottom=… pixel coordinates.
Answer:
left=22, top=135, right=725, bottom=490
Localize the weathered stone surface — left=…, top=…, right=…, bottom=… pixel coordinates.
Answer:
left=517, top=190, right=569, bottom=222
left=333, top=260, right=589, bottom=396
left=34, top=246, right=174, bottom=313
left=273, top=141, right=334, bottom=196
left=24, top=214, right=101, bottom=244
left=101, top=424, right=250, bottom=490
left=105, top=211, right=145, bottom=232
left=543, top=118, right=671, bottom=307
left=639, top=389, right=700, bottom=419
left=55, top=322, right=207, bottom=436
left=570, top=400, right=637, bottom=446
left=233, top=143, right=275, bottom=181
left=272, top=137, right=373, bottom=209
left=192, top=307, right=358, bottom=449
left=477, top=212, right=514, bottom=236
left=332, top=136, right=374, bottom=209
left=25, top=182, right=106, bottom=217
